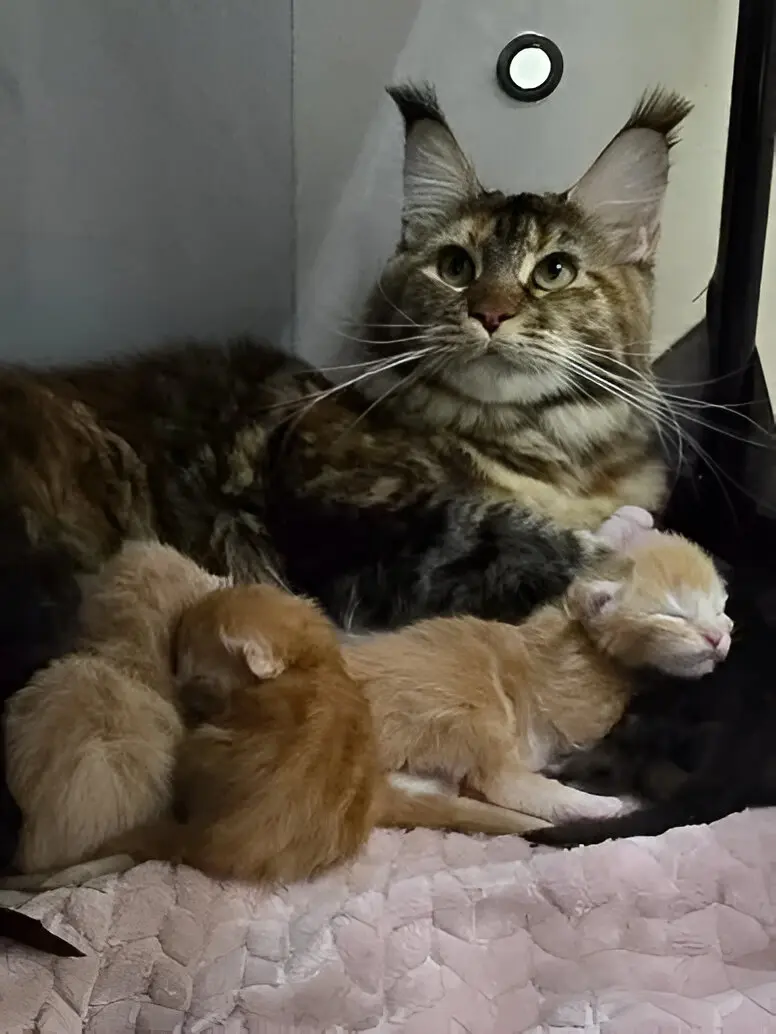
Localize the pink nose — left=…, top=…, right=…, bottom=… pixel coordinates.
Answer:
left=471, top=309, right=515, bottom=335
left=704, top=630, right=731, bottom=657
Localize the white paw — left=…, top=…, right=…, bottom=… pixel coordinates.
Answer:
left=569, top=793, right=631, bottom=821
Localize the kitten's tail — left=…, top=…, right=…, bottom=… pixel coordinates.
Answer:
left=527, top=783, right=746, bottom=848
left=376, top=774, right=545, bottom=836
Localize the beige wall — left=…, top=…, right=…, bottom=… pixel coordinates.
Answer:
left=293, top=0, right=738, bottom=363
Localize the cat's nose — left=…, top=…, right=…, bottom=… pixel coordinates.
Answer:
left=704, top=630, right=731, bottom=657
left=470, top=308, right=516, bottom=335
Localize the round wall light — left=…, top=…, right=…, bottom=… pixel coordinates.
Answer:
left=496, top=33, right=564, bottom=103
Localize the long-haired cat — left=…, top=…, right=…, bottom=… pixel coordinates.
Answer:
left=0, top=84, right=692, bottom=871
left=1, top=83, right=690, bottom=683
left=100, top=527, right=729, bottom=885
left=5, top=541, right=224, bottom=874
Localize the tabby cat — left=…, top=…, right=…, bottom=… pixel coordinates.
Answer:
left=0, top=83, right=690, bottom=661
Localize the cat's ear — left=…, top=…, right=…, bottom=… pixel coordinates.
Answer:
left=567, top=88, right=692, bottom=263
left=388, top=82, right=480, bottom=243
left=567, top=577, right=625, bottom=622
left=221, top=630, right=284, bottom=680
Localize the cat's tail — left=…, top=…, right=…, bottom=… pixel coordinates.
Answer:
left=376, top=774, right=547, bottom=836
left=527, top=782, right=747, bottom=848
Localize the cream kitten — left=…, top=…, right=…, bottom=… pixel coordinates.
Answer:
left=96, top=527, right=731, bottom=890
left=6, top=541, right=224, bottom=874
left=346, top=529, right=731, bottom=825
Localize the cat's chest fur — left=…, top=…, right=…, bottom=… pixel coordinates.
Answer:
left=375, top=375, right=666, bottom=530
left=452, top=432, right=664, bottom=531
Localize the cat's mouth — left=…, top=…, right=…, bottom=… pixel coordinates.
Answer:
left=663, top=651, right=723, bottom=679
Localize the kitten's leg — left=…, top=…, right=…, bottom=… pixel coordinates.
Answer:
left=475, top=757, right=632, bottom=824
left=378, top=774, right=551, bottom=835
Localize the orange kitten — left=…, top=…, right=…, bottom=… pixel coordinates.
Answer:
left=102, top=585, right=535, bottom=886
left=104, top=531, right=730, bottom=884
left=6, top=541, right=223, bottom=874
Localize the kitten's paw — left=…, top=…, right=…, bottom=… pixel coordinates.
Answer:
left=593, top=507, right=654, bottom=551
left=566, top=793, right=632, bottom=822
left=610, top=506, right=654, bottom=529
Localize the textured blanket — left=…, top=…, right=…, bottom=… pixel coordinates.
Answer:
left=3, top=810, right=776, bottom=1033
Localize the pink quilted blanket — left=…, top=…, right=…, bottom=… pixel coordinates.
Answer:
left=3, top=810, right=776, bottom=1033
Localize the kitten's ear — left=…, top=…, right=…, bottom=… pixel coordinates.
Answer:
left=388, top=82, right=480, bottom=242
left=567, top=578, right=624, bottom=622
left=567, top=88, right=692, bottom=263
left=221, top=630, right=284, bottom=680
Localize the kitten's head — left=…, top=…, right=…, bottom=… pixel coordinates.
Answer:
left=566, top=532, right=732, bottom=678
left=175, top=584, right=344, bottom=716
left=364, top=82, right=691, bottom=417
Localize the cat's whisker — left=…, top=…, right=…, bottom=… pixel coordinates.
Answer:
left=263, top=347, right=439, bottom=414
left=276, top=349, right=441, bottom=443
left=537, top=339, right=774, bottom=449
left=328, top=328, right=445, bottom=348
left=336, top=346, right=452, bottom=441
left=376, top=275, right=422, bottom=329
left=314, top=342, right=442, bottom=374
left=542, top=348, right=760, bottom=513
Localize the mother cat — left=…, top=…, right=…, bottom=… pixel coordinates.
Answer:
left=0, top=83, right=690, bottom=647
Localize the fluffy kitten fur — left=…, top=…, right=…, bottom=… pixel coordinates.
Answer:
left=101, top=585, right=544, bottom=886
left=6, top=542, right=223, bottom=874
left=100, top=529, right=728, bottom=885
left=347, top=531, right=730, bottom=826
left=1, top=84, right=690, bottom=663
left=529, top=562, right=775, bottom=847
left=0, top=84, right=691, bottom=866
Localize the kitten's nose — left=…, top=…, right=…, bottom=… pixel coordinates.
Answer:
left=470, top=308, right=516, bottom=335
left=704, top=629, right=731, bottom=657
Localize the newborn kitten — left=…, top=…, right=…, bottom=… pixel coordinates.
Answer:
left=103, top=584, right=536, bottom=886
left=6, top=541, right=224, bottom=874
left=346, top=530, right=731, bottom=827
left=104, top=527, right=729, bottom=886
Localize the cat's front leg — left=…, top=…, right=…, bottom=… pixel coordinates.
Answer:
left=476, top=761, right=633, bottom=824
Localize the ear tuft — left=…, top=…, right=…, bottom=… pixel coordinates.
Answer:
left=388, top=80, right=480, bottom=241
left=568, top=86, right=692, bottom=263
left=625, top=87, right=694, bottom=147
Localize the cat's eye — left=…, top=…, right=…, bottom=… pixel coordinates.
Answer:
left=437, top=246, right=476, bottom=289
left=531, top=252, right=578, bottom=292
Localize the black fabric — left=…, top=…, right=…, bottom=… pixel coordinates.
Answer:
left=0, top=506, right=82, bottom=871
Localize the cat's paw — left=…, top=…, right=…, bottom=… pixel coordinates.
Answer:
left=594, top=507, right=654, bottom=551
left=567, top=793, right=632, bottom=821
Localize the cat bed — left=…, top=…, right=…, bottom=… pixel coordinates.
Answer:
left=2, top=812, right=776, bottom=1033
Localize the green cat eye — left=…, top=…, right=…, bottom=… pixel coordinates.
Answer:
left=532, top=252, right=578, bottom=292
left=436, top=246, right=475, bottom=289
